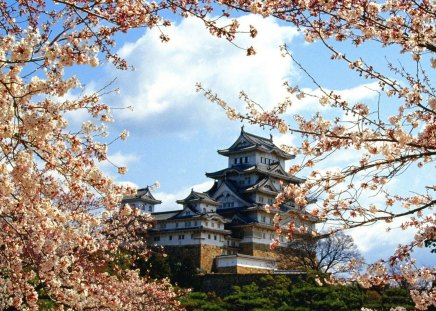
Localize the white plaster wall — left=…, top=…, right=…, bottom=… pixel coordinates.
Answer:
left=228, top=153, right=255, bottom=167
left=216, top=256, right=276, bottom=269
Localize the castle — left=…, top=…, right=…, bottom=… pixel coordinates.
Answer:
left=122, top=128, right=318, bottom=274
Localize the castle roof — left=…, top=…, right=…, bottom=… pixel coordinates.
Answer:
left=206, top=163, right=305, bottom=184
left=151, top=210, right=180, bottom=221
left=176, top=189, right=221, bottom=206
left=206, top=179, right=254, bottom=207
left=122, top=186, right=162, bottom=205
left=217, top=127, right=294, bottom=160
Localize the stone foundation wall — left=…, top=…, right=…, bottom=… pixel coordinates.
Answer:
left=165, top=245, right=201, bottom=269
left=200, top=244, right=223, bottom=272
left=215, top=266, right=237, bottom=274
left=215, top=265, right=273, bottom=274
left=240, top=242, right=280, bottom=259
left=164, top=243, right=290, bottom=274
left=236, top=266, right=273, bottom=274
left=164, top=244, right=223, bottom=273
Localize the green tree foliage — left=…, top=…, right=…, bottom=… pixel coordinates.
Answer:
left=179, top=292, right=228, bottom=311
left=180, top=275, right=415, bottom=311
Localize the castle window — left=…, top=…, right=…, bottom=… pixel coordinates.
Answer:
left=261, top=216, right=266, bottom=223
left=160, top=223, right=166, bottom=229
left=205, top=221, right=209, bottom=226
left=234, top=158, right=237, bottom=164
left=211, top=222, right=215, bottom=228
left=178, top=235, right=185, bottom=240
left=153, top=237, right=160, bottom=242
left=175, top=222, right=179, bottom=228
left=208, top=234, right=211, bottom=239
left=214, top=235, right=217, bottom=240
left=268, top=198, right=274, bottom=204
left=169, top=235, right=172, bottom=240
left=148, top=205, right=153, bottom=212
left=245, top=156, right=248, bottom=163
left=191, top=234, right=195, bottom=239
left=260, top=156, right=263, bottom=163
left=259, top=196, right=264, bottom=203
left=270, top=234, right=274, bottom=239
left=185, top=221, right=191, bottom=227
left=194, top=221, right=198, bottom=226
left=262, top=233, right=266, bottom=239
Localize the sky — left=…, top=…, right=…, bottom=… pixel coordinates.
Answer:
left=68, top=14, right=433, bottom=266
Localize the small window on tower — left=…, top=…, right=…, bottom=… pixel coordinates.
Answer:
left=245, top=156, right=248, bottom=163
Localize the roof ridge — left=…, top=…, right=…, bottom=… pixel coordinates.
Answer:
left=242, top=130, right=274, bottom=144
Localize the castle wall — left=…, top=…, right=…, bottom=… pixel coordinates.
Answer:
left=164, top=244, right=223, bottom=273
left=200, top=244, right=224, bottom=272
left=215, top=266, right=273, bottom=274
left=240, top=242, right=280, bottom=258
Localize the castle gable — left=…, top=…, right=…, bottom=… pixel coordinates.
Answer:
left=171, top=206, right=199, bottom=219
left=244, top=176, right=280, bottom=196
left=211, top=181, right=252, bottom=209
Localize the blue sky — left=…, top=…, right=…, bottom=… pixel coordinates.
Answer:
left=66, top=14, right=433, bottom=266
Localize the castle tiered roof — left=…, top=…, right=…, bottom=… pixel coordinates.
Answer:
left=122, top=186, right=162, bottom=205
left=176, top=189, right=221, bottom=206
left=217, top=127, right=294, bottom=160
left=206, top=163, right=305, bottom=184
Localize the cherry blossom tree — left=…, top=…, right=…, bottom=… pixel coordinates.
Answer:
left=195, top=0, right=435, bottom=309
left=0, top=0, right=230, bottom=309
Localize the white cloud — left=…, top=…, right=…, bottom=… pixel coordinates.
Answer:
left=346, top=218, right=421, bottom=265
left=105, top=15, right=299, bottom=136
left=284, top=81, right=381, bottom=115
left=154, top=180, right=214, bottom=212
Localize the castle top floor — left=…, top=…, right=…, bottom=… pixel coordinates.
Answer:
left=217, top=127, right=294, bottom=169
